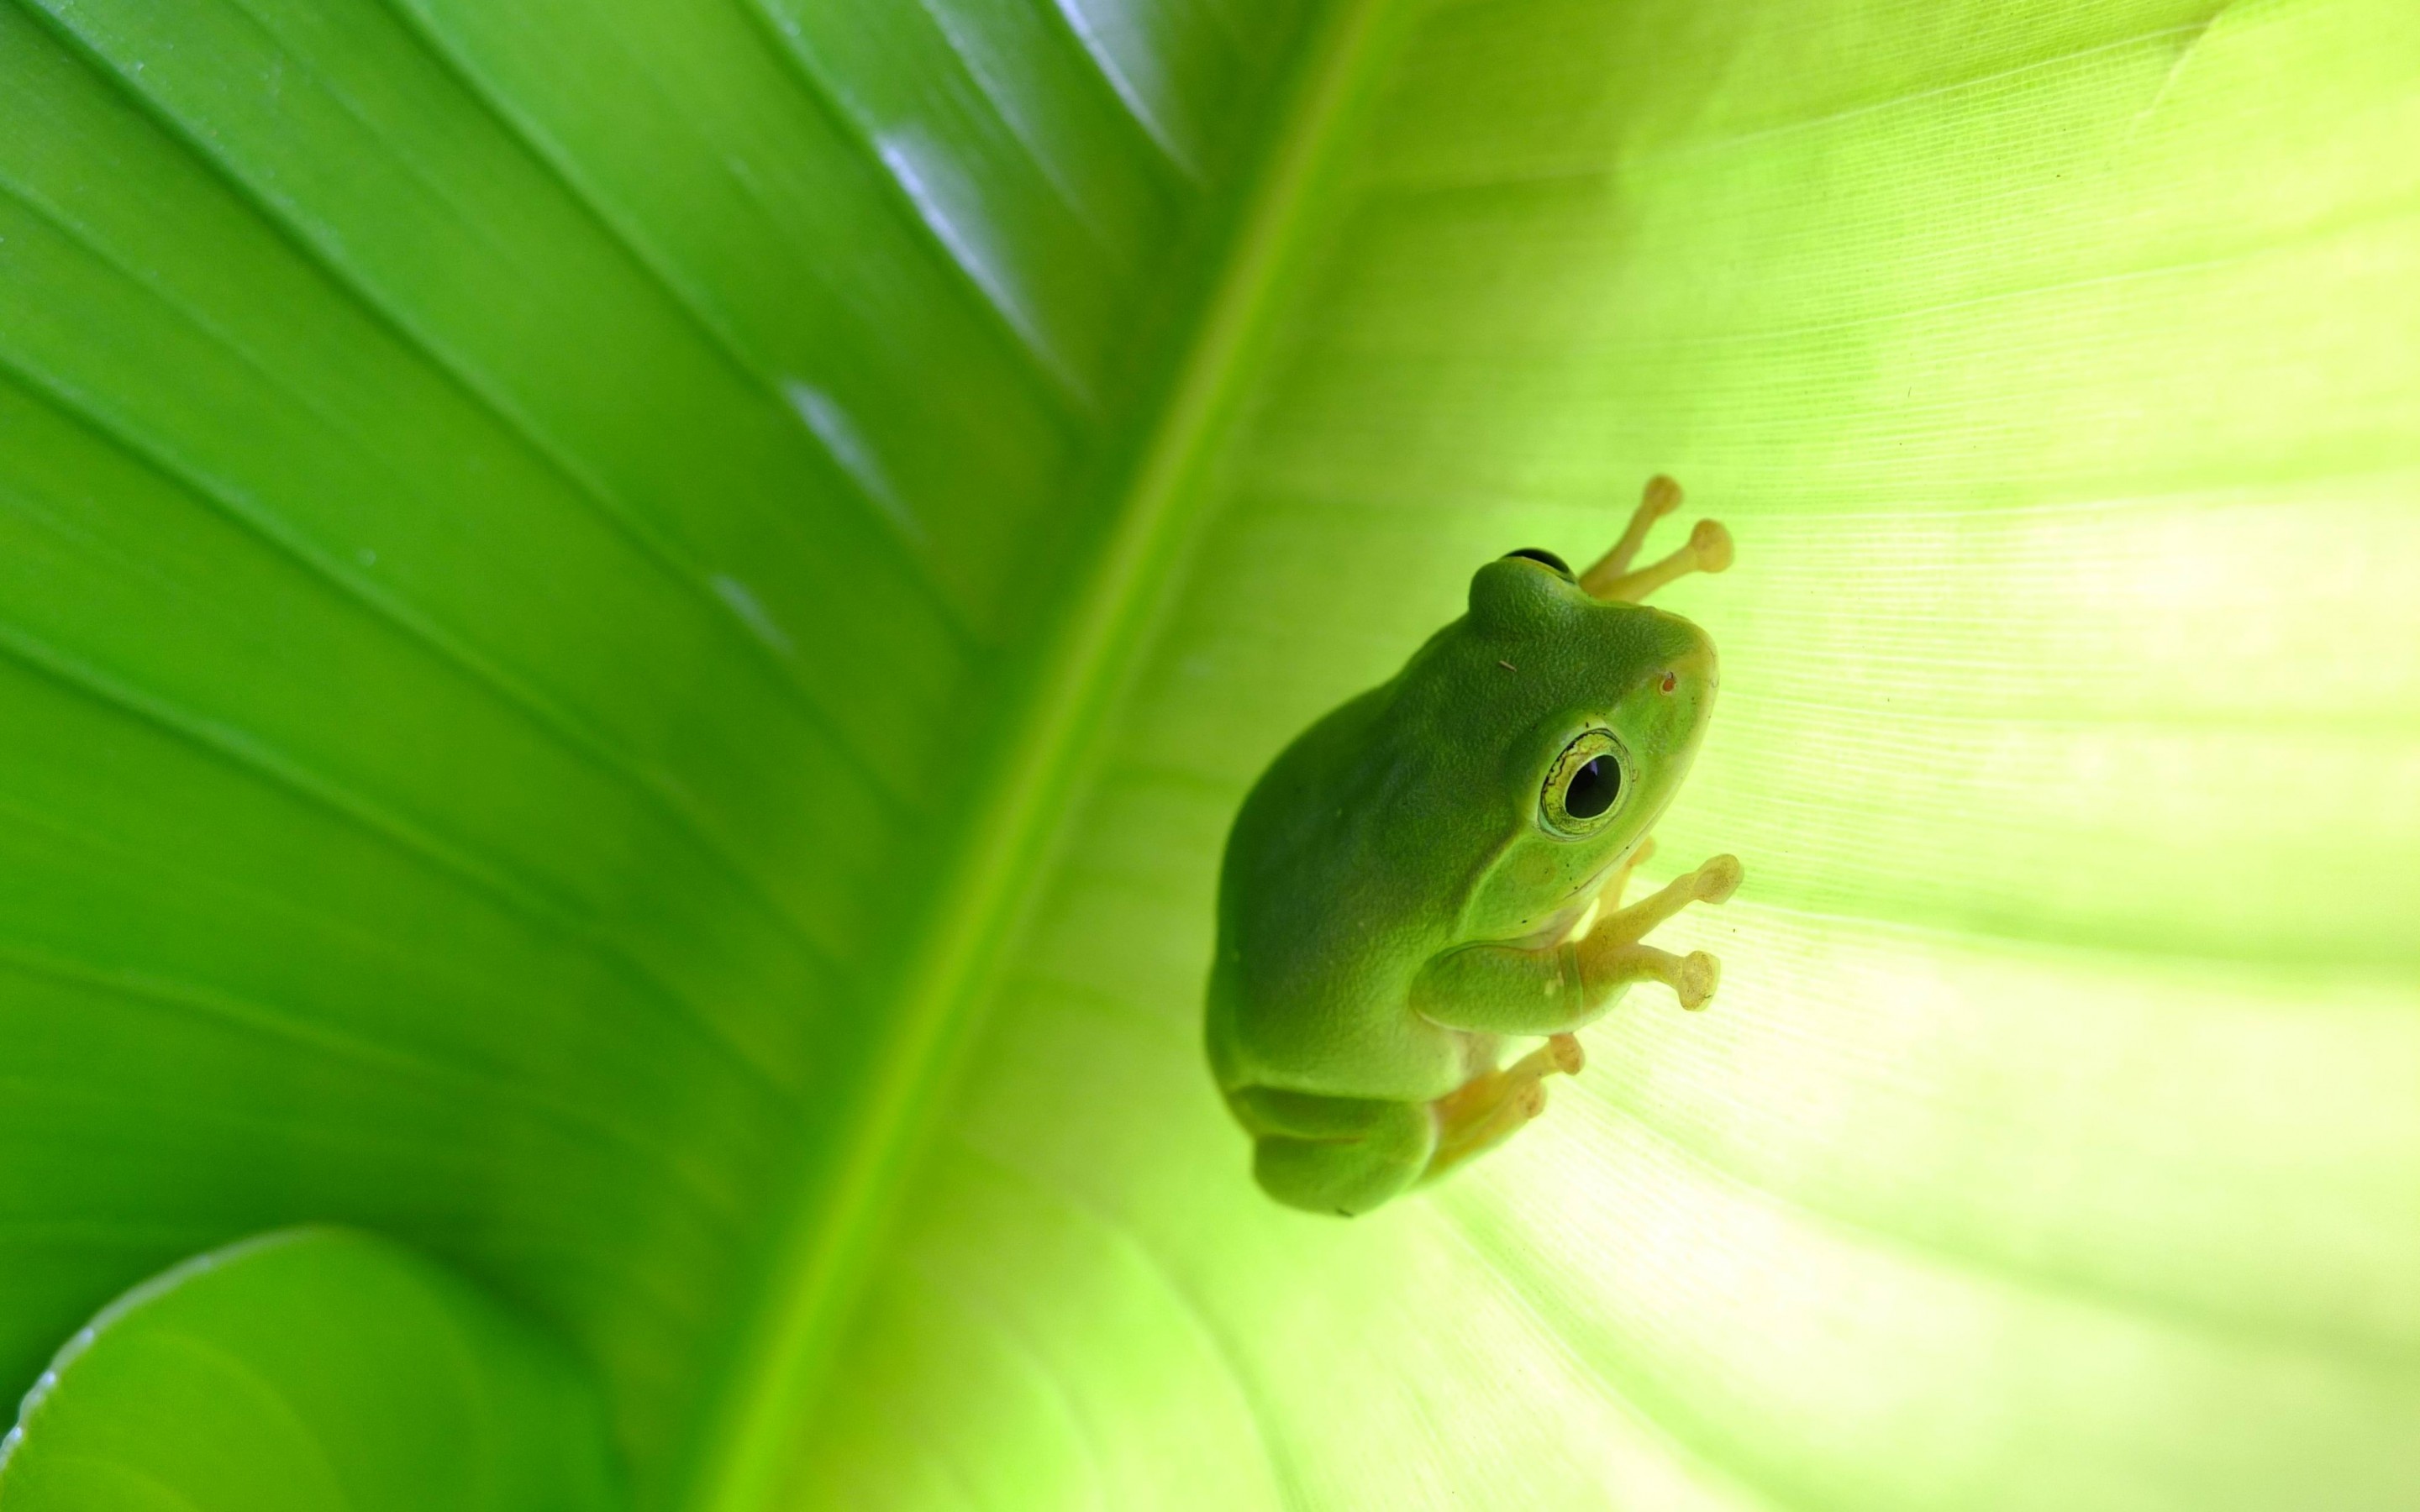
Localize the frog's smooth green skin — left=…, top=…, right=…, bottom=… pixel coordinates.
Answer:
left=1206, top=477, right=1742, bottom=1217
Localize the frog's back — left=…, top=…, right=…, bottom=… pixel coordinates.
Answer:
left=1207, top=685, right=1479, bottom=1105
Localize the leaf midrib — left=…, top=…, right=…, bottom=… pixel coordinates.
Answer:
left=671, top=0, right=1415, bottom=1505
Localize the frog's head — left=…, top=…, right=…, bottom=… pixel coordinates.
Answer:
left=1432, top=548, right=1722, bottom=942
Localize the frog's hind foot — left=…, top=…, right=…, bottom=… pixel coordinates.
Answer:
left=1524, top=1031, right=1586, bottom=1078
left=1423, top=1033, right=1584, bottom=1184
left=1424, top=1075, right=1550, bottom=1184
left=1581, top=475, right=1733, bottom=603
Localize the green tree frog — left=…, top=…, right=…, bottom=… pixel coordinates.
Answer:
left=1206, top=477, right=1741, bottom=1216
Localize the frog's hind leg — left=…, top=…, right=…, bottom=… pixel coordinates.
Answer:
left=1422, top=1034, right=1585, bottom=1184
left=1229, top=1087, right=1436, bottom=1217
left=1580, top=475, right=1734, bottom=603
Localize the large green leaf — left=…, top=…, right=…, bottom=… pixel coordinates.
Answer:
left=3, top=0, right=2417, bottom=1508
left=0, top=0, right=1304, bottom=1504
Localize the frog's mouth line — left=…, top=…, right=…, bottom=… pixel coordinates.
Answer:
left=1518, top=845, right=1637, bottom=948
left=1573, top=830, right=1660, bottom=902
left=1565, top=855, right=1621, bottom=908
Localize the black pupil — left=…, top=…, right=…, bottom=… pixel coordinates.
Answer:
left=1565, top=755, right=1620, bottom=819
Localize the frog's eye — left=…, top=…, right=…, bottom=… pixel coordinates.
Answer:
left=1541, top=730, right=1627, bottom=837
left=1502, top=548, right=1575, bottom=582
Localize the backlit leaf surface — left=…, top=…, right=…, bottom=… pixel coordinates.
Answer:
left=799, top=2, right=2420, bottom=1508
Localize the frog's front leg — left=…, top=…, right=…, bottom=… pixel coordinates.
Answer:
left=1412, top=853, right=1744, bottom=1034
left=1586, top=853, right=1741, bottom=1010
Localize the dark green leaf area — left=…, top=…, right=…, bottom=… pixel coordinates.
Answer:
left=0, top=1227, right=623, bottom=1512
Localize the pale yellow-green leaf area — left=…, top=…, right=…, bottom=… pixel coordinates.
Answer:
left=797, top=1, right=2420, bottom=1508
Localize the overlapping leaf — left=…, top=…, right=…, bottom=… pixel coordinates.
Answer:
left=0, top=0, right=1300, bottom=1504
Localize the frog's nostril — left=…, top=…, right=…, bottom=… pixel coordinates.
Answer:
left=1660, top=635, right=1718, bottom=691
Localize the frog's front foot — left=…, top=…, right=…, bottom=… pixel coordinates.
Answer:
left=1691, top=853, right=1743, bottom=905
left=1598, top=853, right=1743, bottom=947
left=1587, top=943, right=1722, bottom=1011
left=1581, top=475, right=1735, bottom=603
left=1577, top=854, right=1740, bottom=1011
left=1674, top=950, right=1720, bottom=1010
